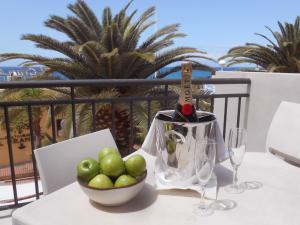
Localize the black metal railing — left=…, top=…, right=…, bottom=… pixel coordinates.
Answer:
left=0, top=78, right=250, bottom=210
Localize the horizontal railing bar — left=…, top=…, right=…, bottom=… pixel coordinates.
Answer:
left=194, top=93, right=249, bottom=98
left=0, top=78, right=251, bottom=89
left=0, top=202, right=29, bottom=211
left=0, top=93, right=249, bottom=107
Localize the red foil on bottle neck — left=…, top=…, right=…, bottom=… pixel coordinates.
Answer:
left=182, top=104, right=193, bottom=116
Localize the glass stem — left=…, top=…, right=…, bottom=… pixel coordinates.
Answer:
left=233, top=167, right=238, bottom=187
left=200, top=185, right=206, bottom=205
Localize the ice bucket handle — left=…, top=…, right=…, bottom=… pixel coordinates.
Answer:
left=165, top=130, right=186, bottom=144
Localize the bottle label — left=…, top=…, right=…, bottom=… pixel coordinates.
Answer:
left=180, top=63, right=193, bottom=105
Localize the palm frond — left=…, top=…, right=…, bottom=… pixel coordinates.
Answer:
left=44, top=15, right=78, bottom=43
left=68, top=0, right=102, bottom=37
left=140, top=24, right=180, bottom=49
left=22, top=34, right=84, bottom=62
left=222, top=16, right=300, bottom=72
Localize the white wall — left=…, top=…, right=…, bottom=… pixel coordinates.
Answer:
left=214, top=71, right=300, bottom=152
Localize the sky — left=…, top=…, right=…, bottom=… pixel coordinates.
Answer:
left=0, top=0, right=299, bottom=66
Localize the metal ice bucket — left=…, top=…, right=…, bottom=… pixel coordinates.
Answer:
left=155, top=111, right=216, bottom=187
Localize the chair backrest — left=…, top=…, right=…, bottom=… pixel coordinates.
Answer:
left=34, top=129, right=117, bottom=195
left=266, top=101, right=300, bottom=166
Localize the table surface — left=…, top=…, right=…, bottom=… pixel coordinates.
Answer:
left=12, top=150, right=300, bottom=225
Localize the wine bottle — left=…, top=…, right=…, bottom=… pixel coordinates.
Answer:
left=172, top=62, right=198, bottom=122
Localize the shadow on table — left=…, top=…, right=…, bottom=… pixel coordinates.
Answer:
left=240, top=181, right=263, bottom=190
left=90, top=183, right=158, bottom=213
left=158, top=189, right=200, bottom=198
left=211, top=199, right=237, bottom=211
left=214, top=165, right=232, bottom=187
left=158, top=188, right=237, bottom=211
left=214, top=164, right=263, bottom=190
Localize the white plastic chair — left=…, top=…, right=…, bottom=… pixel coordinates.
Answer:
left=266, top=101, right=300, bottom=166
left=34, top=129, right=118, bottom=195
left=240, top=101, right=300, bottom=170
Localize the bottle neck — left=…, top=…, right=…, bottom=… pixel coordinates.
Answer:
left=179, top=63, right=193, bottom=106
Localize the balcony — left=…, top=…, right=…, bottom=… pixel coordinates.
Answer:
left=0, top=77, right=249, bottom=211
left=1, top=72, right=300, bottom=224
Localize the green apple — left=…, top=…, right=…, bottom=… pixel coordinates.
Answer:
left=77, top=158, right=99, bottom=183
left=88, top=174, right=113, bottom=189
left=98, top=147, right=120, bottom=162
left=125, top=154, right=146, bottom=177
left=114, top=175, right=137, bottom=188
left=101, top=154, right=125, bottom=177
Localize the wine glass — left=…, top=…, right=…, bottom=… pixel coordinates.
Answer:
left=193, top=139, right=216, bottom=216
left=225, top=128, right=247, bottom=194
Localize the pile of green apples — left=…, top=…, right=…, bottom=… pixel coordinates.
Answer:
left=77, top=147, right=146, bottom=189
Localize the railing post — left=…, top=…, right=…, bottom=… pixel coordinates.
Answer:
left=164, top=84, right=169, bottom=109
left=210, top=97, right=214, bottom=113
left=223, top=97, right=228, bottom=140
left=3, top=106, right=18, bottom=206
left=196, top=98, right=200, bottom=109
left=70, top=87, right=77, bottom=137
left=50, top=104, right=57, bottom=143
left=92, top=101, right=96, bottom=132
left=236, top=97, right=242, bottom=128
left=111, top=101, right=116, bottom=137
left=147, top=100, right=151, bottom=130
left=27, top=105, right=40, bottom=199
left=243, top=82, right=251, bottom=130
left=129, top=100, right=133, bottom=155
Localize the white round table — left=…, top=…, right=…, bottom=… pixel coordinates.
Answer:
left=12, top=150, right=300, bottom=225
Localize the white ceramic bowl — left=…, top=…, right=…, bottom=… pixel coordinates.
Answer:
left=78, top=171, right=147, bottom=206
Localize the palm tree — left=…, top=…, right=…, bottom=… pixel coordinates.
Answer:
left=0, top=0, right=214, bottom=154
left=0, top=0, right=213, bottom=78
left=220, top=16, right=300, bottom=72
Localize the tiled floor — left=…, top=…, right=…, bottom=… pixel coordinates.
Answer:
left=0, top=180, right=42, bottom=207
left=0, top=209, right=13, bottom=225
left=0, top=179, right=42, bottom=225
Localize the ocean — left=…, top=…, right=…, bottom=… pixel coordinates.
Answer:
left=0, top=66, right=247, bottom=81
left=152, top=67, right=250, bottom=79
left=149, top=70, right=211, bottom=79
